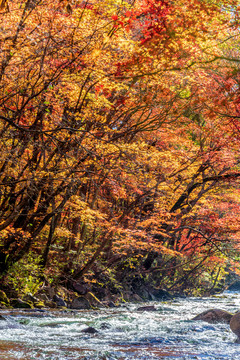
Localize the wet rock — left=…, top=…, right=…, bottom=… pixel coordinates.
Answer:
left=10, top=298, right=33, bottom=309
left=192, top=309, right=233, bottom=324
left=81, top=326, right=98, bottom=334
left=53, top=295, right=67, bottom=307
left=136, top=305, right=157, bottom=312
left=18, top=319, right=31, bottom=325
left=70, top=296, right=91, bottom=310
left=230, top=312, right=240, bottom=342
left=0, top=314, right=6, bottom=320
left=228, top=281, right=240, bottom=291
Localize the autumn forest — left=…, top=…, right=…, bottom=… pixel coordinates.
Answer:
left=1, top=0, right=240, bottom=303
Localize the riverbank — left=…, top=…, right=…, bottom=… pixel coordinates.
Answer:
left=0, top=283, right=175, bottom=311
left=1, top=276, right=238, bottom=312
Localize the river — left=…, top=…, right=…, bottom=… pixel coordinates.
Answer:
left=0, top=291, right=240, bottom=359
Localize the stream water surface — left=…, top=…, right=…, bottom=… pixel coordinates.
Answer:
left=0, top=291, right=240, bottom=359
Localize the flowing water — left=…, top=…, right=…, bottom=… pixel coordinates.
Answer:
left=1, top=291, right=240, bottom=359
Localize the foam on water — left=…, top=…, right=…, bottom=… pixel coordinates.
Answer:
left=0, top=291, right=240, bottom=359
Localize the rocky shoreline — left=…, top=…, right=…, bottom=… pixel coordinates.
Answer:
left=0, top=283, right=174, bottom=311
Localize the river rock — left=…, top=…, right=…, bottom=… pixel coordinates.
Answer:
left=230, top=312, right=240, bottom=342
left=10, top=298, right=33, bottom=309
left=22, top=293, right=45, bottom=308
left=192, top=309, right=233, bottom=324
left=0, top=315, right=6, bottom=320
left=81, top=326, right=98, bottom=334
left=36, top=285, right=55, bottom=299
left=136, top=305, right=157, bottom=312
left=53, top=295, right=67, bottom=307
left=70, top=296, right=91, bottom=310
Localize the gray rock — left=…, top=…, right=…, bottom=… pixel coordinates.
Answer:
left=81, top=326, right=98, bottom=334
left=137, top=305, right=157, bottom=312
left=52, top=295, right=67, bottom=307
left=70, top=297, right=91, bottom=310
left=0, top=315, right=6, bottom=320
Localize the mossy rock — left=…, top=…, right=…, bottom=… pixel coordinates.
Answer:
left=0, top=301, right=9, bottom=309
left=34, top=301, right=45, bottom=309
left=44, top=300, right=57, bottom=308
left=23, top=293, right=45, bottom=308
left=10, top=298, right=33, bottom=309
left=0, top=290, right=9, bottom=305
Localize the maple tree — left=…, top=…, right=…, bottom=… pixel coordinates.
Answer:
left=0, top=0, right=240, bottom=297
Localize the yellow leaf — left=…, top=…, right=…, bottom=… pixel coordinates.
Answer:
left=0, top=0, right=8, bottom=10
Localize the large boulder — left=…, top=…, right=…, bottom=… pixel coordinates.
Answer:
left=230, top=312, right=240, bottom=342
left=23, top=293, right=45, bottom=308
left=70, top=296, right=91, bottom=310
left=192, top=309, right=233, bottom=324
left=10, top=298, right=33, bottom=309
